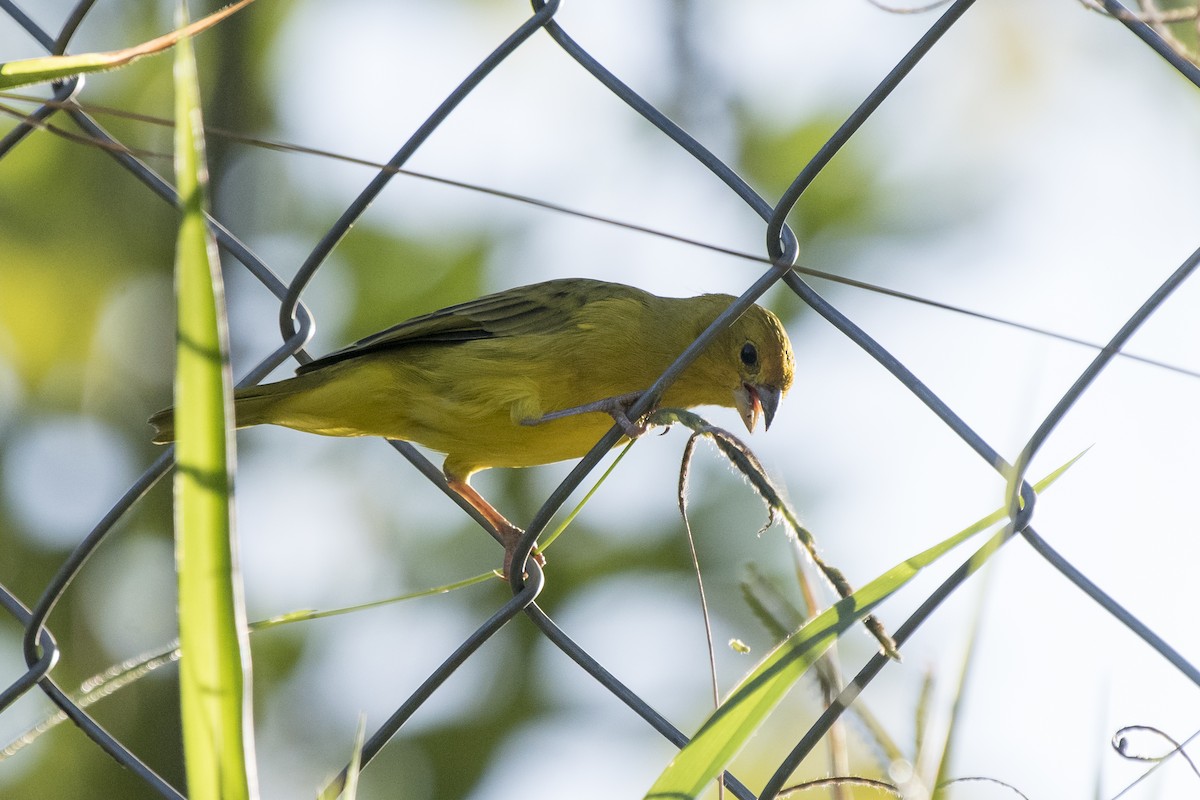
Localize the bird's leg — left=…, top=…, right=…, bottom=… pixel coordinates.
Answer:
left=445, top=476, right=545, bottom=577
left=521, top=391, right=648, bottom=438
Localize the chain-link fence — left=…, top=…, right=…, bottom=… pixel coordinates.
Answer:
left=2, top=0, right=1200, bottom=797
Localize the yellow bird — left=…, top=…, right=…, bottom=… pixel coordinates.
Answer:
left=151, top=278, right=794, bottom=575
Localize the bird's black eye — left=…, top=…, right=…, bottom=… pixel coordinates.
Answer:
left=740, top=342, right=758, bottom=368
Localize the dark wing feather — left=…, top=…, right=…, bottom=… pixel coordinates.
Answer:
left=297, top=278, right=629, bottom=373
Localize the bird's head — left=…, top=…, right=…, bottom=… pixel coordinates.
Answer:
left=660, top=294, right=795, bottom=432
left=725, top=304, right=794, bottom=433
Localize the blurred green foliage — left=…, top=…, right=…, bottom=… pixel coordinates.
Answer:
left=739, top=113, right=884, bottom=243
left=335, top=225, right=491, bottom=342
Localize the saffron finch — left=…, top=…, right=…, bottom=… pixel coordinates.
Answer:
left=151, top=278, right=795, bottom=574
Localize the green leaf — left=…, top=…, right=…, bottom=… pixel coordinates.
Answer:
left=172, top=6, right=255, bottom=799
left=318, top=716, right=367, bottom=800
left=0, top=0, right=255, bottom=90
left=643, top=455, right=1083, bottom=799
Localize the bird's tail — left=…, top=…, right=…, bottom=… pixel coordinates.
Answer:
left=148, top=381, right=310, bottom=444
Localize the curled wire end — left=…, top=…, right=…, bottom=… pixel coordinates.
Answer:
left=1112, top=725, right=1199, bottom=773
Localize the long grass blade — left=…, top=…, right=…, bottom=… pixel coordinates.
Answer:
left=172, top=6, right=256, bottom=799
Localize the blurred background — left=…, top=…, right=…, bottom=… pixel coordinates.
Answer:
left=2, top=0, right=1200, bottom=797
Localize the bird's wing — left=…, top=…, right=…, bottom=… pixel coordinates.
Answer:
left=297, top=278, right=624, bottom=373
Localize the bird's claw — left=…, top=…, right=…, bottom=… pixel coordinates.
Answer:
left=610, top=409, right=647, bottom=439
left=523, top=391, right=649, bottom=439
left=500, top=531, right=545, bottom=581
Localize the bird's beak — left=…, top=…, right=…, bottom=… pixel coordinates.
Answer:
left=733, top=382, right=782, bottom=433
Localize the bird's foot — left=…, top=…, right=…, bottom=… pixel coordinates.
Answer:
left=445, top=476, right=546, bottom=579
left=522, top=391, right=648, bottom=438
left=499, top=525, right=546, bottom=581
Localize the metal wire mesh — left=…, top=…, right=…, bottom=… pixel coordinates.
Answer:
left=2, top=0, right=1200, bottom=797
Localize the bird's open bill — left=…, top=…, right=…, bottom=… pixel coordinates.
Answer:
left=734, top=382, right=783, bottom=433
